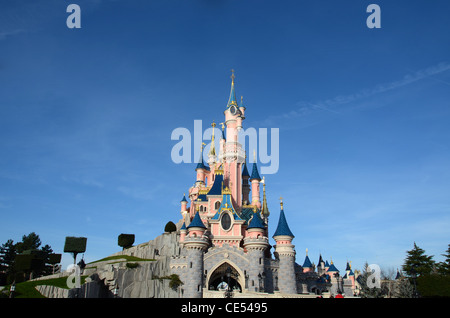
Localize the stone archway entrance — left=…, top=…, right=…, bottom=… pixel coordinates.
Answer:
left=206, top=262, right=244, bottom=293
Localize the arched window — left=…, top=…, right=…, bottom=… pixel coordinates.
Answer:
left=215, top=201, right=221, bottom=210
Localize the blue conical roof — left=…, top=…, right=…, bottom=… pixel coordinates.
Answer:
left=273, top=208, right=294, bottom=238
left=242, top=162, right=250, bottom=177
left=247, top=213, right=265, bottom=230
left=180, top=194, right=188, bottom=202
left=303, top=255, right=312, bottom=268
left=250, top=162, right=261, bottom=181
left=187, top=212, right=206, bottom=229
left=195, top=154, right=210, bottom=171
left=327, top=263, right=339, bottom=272
left=318, top=254, right=324, bottom=265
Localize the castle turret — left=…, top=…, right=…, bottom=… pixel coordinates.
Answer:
left=242, top=154, right=250, bottom=205
left=179, top=222, right=187, bottom=244
left=243, top=212, right=269, bottom=292
left=195, top=144, right=209, bottom=186
left=317, top=254, right=326, bottom=276
left=302, top=248, right=313, bottom=273
left=249, top=155, right=261, bottom=209
left=180, top=193, right=188, bottom=213
left=183, top=210, right=209, bottom=298
left=273, top=199, right=297, bottom=294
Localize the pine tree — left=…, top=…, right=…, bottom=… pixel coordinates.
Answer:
left=437, top=244, right=450, bottom=275
left=15, top=232, right=42, bottom=253
left=402, top=242, right=435, bottom=277
left=0, top=239, right=17, bottom=272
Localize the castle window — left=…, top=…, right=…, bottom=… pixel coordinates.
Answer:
left=214, top=201, right=221, bottom=210
left=220, top=213, right=231, bottom=231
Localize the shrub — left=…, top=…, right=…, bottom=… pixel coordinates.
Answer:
left=126, top=262, right=139, bottom=269
left=118, top=234, right=135, bottom=250
left=164, top=221, right=177, bottom=233
left=63, top=236, right=87, bottom=264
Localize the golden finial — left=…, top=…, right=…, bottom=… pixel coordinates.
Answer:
left=231, top=69, right=235, bottom=83
left=306, top=248, right=308, bottom=256
left=201, top=142, right=206, bottom=151
left=211, top=121, right=216, bottom=128
left=223, top=186, right=232, bottom=195
left=220, top=122, right=225, bottom=131
left=330, top=257, right=333, bottom=264
left=253, top=149, right=256, bottom=163
left=279, top=197, right=284, bottom=210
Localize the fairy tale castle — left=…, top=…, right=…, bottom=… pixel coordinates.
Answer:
left=169, top=72, right=357, bottom=297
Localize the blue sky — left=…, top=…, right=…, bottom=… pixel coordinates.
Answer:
left=1, top=0, right=449, bottom=275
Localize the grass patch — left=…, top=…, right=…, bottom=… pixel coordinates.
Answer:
left=4, top=276, right=88, bottom=298
left=87, top=255, right=155, bottom=265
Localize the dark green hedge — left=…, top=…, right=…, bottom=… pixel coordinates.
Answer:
left=63, top=237, right=87, bottom=253
left=417, top=274, right=450, bottom=297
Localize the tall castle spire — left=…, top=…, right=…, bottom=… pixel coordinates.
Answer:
left=261, top=177, right=270, bottom=218
left=227, top=69, right=238, bottom=107
left=208, top=121, right=216, bottom=166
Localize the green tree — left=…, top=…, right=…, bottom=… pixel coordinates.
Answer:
left=402, top=242, right=435, bottom=277
left=437, top=244, right=450, bottom=275
left=0, top=239, right=17, bottom=272
left=15, top=232, right=41, bottom=254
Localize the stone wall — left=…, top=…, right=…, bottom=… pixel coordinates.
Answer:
left=112, top=232, right=181, bottom=260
